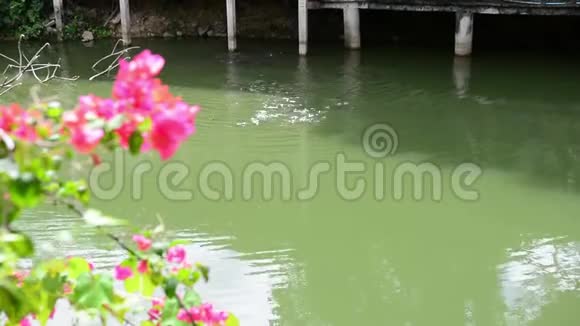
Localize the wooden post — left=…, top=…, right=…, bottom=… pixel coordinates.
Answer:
left=226, top=0, right=237, bottom=51
left=298, top=0, right=308, bottom=55
left=52, top=0, right=63, bottom=41
left=343, top=6, right=360, bottom=49
left=455, top=11, right=473, bottom=56
left=119, top=0, right=131, bottom=45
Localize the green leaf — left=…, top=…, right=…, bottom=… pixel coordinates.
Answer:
left=9, top=172, right=42, bottom=207
left=196, top=263, right=210, bottom=282
left=138, top=117, right=152, bottom=133
left=42, top=272, right=65, bottom=293
left=67, top=257, right=92, bottom=280
left=183, top=289, right=201, bottom=307
left=0, top=202, right=21, bottom=225
left=0, top=280, right=28, bottom=322
left=36, top=293, right=59, bottom=326
left=163, top=277, right=178, bottom=298
left=129, top=131, right=143, bottom=155
left=176, top=268, right=199, bottom=287
left=83, top=209, right=127, bottom=227
left=70, top=273, right=114, bottom=309
left=46, top=104, right=63, bottom=119
left=160, top=297, right=188, bottom=326
left=124, top=272, right=155, bottom=296
left=0, top=141, right=10, bottom=159
left=0, top=231, right=34, bottom=257
left=58, top=180, right=90, bottom=205
left=226, top=314, right=241, bottom=326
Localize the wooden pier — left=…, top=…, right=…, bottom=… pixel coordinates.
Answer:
left=51, top=0, right=580, bottom=56
left=297, top=0, right=580, bottom=55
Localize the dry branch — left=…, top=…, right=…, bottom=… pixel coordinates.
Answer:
left=0, top=35, right=79, bottom=96
left=89, top=39, right=140, bottom=81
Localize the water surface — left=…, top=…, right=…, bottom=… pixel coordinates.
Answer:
left=1, top=39, right=579, bottom=326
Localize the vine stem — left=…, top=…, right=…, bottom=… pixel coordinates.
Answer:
left=42, top=196, right=147, bottom=326
left=51, top=195, right=143, bottom=259
left=176, top=295, right=198, bottom=326
left=102, top=304, right=137, bottom=326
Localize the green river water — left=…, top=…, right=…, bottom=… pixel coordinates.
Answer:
left=1, top=39, right=579, bottom=325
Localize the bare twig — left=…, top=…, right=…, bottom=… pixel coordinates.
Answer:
left=0, top=35, right=78, bottom=96
left=89, top=39, right=140, bottom=81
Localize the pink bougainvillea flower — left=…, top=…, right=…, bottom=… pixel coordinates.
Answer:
left=177, top=303, right=228, bottom=325
left=2, top=50, right=199, bottom=160
left=170, top=261, right=192, bottom=274
left=117, top=50, right=165, bottom=80
left=0, top=104, right=21, bottom=132
left=150, top=114, right=190, bottom=160
left=0, top=104, right=43, bottom=143
left=13, top=124, right=37, bottom=142
left=114, top=265, right=133, bottom=281
left=166, top=245, right=186, bottom=264
left=13, top=270, right=29, bottom=287
left=137, top=259, right=149, bottom=274
left=132, top=234, right=152, bottom=251
left=177, top=307, right=201, bottom=323
left=19, top=316, right=33, bottom=326
left=148, top=307, right=161, bottom=321
left=69, top=126, right=104, bottom=154
left=201, top=303, right=229, bottom=325
left=152, top=297, right=165, bottom=308
left=147, top=297, right=164, bottom=320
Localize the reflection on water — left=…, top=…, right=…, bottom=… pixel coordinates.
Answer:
left=453, top=56, right=470, bottom=98
left=501, top=238, right=579, bottom=325
left=3, top=39, right=580, bottom=325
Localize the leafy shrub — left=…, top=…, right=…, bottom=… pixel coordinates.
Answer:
left=0, top=0, right=46, bottom=38
left=0, top=50, right=238, bottom=326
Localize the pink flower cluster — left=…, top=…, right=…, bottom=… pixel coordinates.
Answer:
left=63, top=50, right=199, bottom=159
left=148, top=297, right=165, bottom=322
left=114, top=238, right=189, bottom=281
left=177, top=303, right=228, bottom=325
left=133, top=234, right=152, bottom=251
left=167, top=245, right=186, bottom=264
left=0, top=104, right=48, bottom=143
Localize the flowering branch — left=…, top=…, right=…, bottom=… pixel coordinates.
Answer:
left=0, top=49, right=236, bottom=326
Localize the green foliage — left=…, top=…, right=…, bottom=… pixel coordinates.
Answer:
left=0, top=99, right=238, bottom=325
left=62, top=15, right=86, bottom=41
left=73, top=273, right=114, bottom=307
left=0, top=1, right=118, bottom=40
left=0, top=0, right=46, bottom=38
left=92, top=26, right=113, bottom=39
left=63, top=14, right=114, bottom=41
